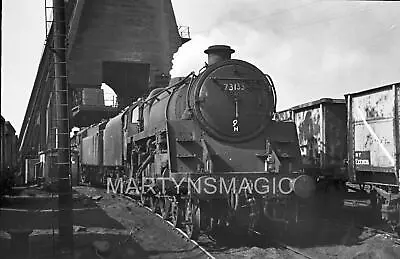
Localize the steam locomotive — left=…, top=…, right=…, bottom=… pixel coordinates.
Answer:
left=74, top=45, right=316, bottom=239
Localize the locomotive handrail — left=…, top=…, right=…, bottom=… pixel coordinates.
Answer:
left=264, top=74, right=277, bottom=113
left=210, top=77, right=266, bottom=81
left=185, top=73, right=198, bottom=114
left=141, top=72, right=195, bottom=106
left=135, top=150, right=156, bottom=179
left=198, top=63, right=208, bottom=75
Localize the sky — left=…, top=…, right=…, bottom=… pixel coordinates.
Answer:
left=1, top=0, right=400, bottom=135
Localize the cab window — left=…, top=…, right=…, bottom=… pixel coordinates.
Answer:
left=131, top=107, right=139, bottom=123
left=123, top=114, right=128, bottom=129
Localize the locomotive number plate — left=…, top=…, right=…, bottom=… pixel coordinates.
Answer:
left=224, top=82, right=246, bottom=91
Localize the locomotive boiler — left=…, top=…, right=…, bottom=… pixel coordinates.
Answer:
left=77, top=45, right=316, bottom=240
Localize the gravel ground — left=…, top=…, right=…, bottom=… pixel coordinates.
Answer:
left=199, top=224, right=400, bottom=259
left=1, top=186, right=400, bottom=259
left=0, top=186, right=207, bottom=259
left=200, top=206, right=400, bottom=259
left=74, top=186, right=207, bottom=259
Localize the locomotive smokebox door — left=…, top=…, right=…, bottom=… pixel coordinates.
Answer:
left=189, top=61, right=275, bottom=143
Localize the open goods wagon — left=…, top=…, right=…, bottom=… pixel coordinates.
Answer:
left=276, top=98, right=347, bottom=181
left=346, top=83, right=400, bottom=189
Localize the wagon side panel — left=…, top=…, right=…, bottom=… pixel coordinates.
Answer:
left=276, top=110, right=293, bottom=122
left=294, top=107, right=322, bottom=170
left=350, top=86, right=397, bottom=185
left=324, top=103, right=347, bottom=178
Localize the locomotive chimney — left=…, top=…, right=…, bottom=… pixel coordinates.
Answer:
left=204, top=45, right=235, bottom=65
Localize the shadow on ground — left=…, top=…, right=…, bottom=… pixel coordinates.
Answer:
left=0, top=188, right=125, bottom=230
left=1, top=187, right=204, bottom=259
left=198, top=198, right=393, bottom=255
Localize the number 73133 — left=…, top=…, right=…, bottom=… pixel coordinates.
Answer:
left=224, top=82, right=246, bottom=91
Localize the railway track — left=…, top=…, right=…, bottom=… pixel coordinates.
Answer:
left=321, top=217, right=400, bottom=244
left=90, top=185, right=316, bottom=258
left=115, top=190, right=320, bottom=259
left=264, top=220, right=399, bottom=259
left=362, top=225, right=400, bottom=242
left=272, top=240, right=314, bottom=259
left=82, top=185, right=400, bottom=259
left=78, top=185, right=215, bottom=259
left=120, top=193, right=216, bottom=259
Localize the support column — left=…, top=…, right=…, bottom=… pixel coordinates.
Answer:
left=52, top=0, right=73, bottom=252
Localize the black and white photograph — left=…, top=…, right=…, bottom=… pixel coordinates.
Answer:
left=1, top=0, right=400, bottom=258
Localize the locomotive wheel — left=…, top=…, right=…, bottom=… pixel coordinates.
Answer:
left=140, top=193, right=146, bottom=206
left=170, top=196, right=181, bottom=227
left=201, top=202, right=213, bottom=233
left=149, top=196, right=157, bottom=213
left=141, top=193, right=150, bottom=207
left=228, top=191, right=239, bottom=211
left=160, top=197, right=171, bottom=220
left=155, top=197, right=164, bottom=215
left=183, top=198, right=201, bottom=240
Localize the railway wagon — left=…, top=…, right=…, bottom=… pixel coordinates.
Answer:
left=276, top=98, right=348, bottom=182
left=276, top=99, right=348, bottom=216
left=346, top=83, right=400, bottom=189
left=277, top=83, right=400, bottom=226
left=1, top=116, right=18, bottom=173
left=345, top=83, right=400, bottom=227
left=1, top=115, right=18, bottom=193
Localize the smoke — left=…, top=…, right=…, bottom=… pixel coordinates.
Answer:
left=170, top=0, right=400, bottom=111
